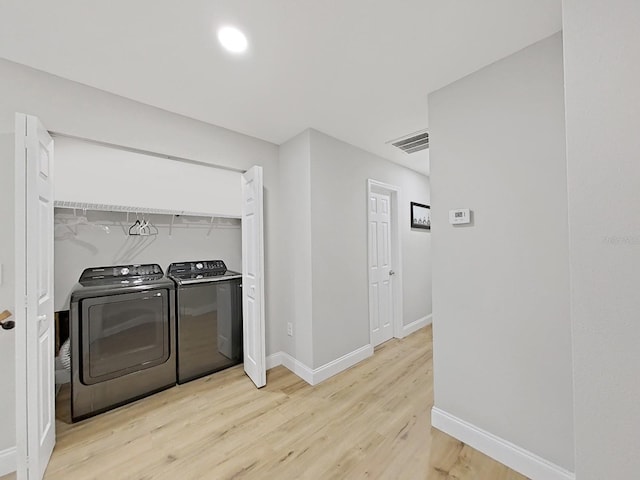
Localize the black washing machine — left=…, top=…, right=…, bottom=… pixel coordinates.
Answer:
left=70, top=264, right=176, bottom=421
left=168, top=260, right=243, bottom=384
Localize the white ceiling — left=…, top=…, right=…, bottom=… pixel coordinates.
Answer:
left=0, top=0, right=562, bottom=175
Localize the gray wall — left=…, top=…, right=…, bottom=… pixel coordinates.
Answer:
left=309, top=129, right=431, bottom=368
left=276, top=129, right=431, bottom=370
left=563, top=1, right=640, bottom=478
left=428, top=33, right=574, bottom=471
left=0, top=58, right=279, bottom=456
left=277, top=131, right=314, bottom=366
left=54, top=210, right=242, bottom=311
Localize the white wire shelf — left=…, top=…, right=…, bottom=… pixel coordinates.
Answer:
left=54, top=200, right=239, bottom=220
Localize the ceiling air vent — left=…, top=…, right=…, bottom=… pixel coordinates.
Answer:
left=388, top=130, right=429, bottom=154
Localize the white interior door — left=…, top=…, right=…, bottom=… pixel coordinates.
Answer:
left=368, top=189, right=394, bottom=346
left=241, top=166, right=266, bottom=388
left=15, top=114, right=55, bottom=480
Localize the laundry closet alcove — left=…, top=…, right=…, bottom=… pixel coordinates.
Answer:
left=53, top=134, right=245, bottom=310
left=49, top=133, right=266, bottom=419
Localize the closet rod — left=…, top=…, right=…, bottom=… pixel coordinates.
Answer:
left=49, top=131, right=247, bottom=174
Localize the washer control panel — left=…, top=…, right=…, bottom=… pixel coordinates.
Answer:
left=168, top=260, right=228, bottom=276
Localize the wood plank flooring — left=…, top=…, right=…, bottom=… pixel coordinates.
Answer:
left=2, top=326, right=527, bottom=480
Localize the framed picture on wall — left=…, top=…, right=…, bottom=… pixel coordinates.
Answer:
left=411, top=202, right=431, bottom=230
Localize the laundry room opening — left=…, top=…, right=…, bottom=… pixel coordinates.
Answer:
left=47, top=133, right=259, bottom=422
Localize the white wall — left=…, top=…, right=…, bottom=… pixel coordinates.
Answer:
left=563, top=2, right=640, bottom=478
left=54, top=210, right=242, bottom=311
left=428, top=32, right=574, bottom=473
left=276, top=131, right=313, bottom=366
left=0, top=133, right=16, bottom=472
left=309, top=129, right=431, bottom=368
left=55, top=137, right=242, bottom=217
left=0, top=57, right=280, bottom=461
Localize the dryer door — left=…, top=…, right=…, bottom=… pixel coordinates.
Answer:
left=80, top=289, right=170, bottom=385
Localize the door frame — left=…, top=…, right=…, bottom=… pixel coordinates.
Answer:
left=366, top=179, right=403, bottom=343
left=14, top=123, right=267, bottom=478
left=15, top=113, right=29, bottom=480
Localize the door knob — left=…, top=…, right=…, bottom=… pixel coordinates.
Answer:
left=389, top=270, right=396, bottom=276
left=0, top=310, right=14, bottom=330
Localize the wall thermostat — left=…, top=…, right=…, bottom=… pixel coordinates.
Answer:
left=449, top=208, right=471, bottom=225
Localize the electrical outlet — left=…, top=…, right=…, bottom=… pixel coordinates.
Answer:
left=287, top=322, right=293, bottom=337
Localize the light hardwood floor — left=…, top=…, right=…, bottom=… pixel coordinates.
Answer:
left=2, top=326, right=527, bottom=480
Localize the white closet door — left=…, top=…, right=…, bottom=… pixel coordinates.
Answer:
left=241, top=166, right=266, bottom=388
left=15, top=113, right=56, bottom=480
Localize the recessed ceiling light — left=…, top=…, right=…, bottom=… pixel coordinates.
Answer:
left=217, top=26, right=248, bottom=54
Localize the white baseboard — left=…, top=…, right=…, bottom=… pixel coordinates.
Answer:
left=265, top=352, right=283, bottom=370
left=279, top=352, right=314, bottom=385
left=312, top=344, right=373, bottom=385
left=431, top=407, right=575, bottom=480
left=265, top=351, right=314, bottom=385
left=401, top=314, right=432, bottom=338
left=0, top=446, right=16, bottom=477
left=266, top=344, right=374, bottom=386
